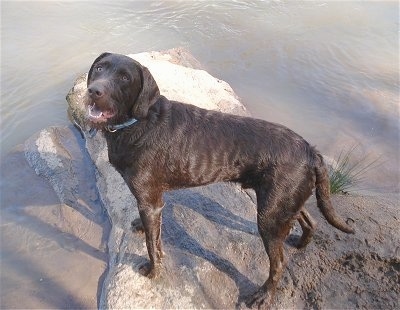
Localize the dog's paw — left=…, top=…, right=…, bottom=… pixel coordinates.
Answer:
left=296, top=235, right=313, bottom=249
left=138, top=262, right=161, bottom=279
left=131, top=218, right=145, bottom=234
left=245, top=289, right=273, bottom=310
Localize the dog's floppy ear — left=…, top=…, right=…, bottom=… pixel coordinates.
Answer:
left=132, top=65, right=160, bottom=119
left=87, top=52, right=112, bottom=86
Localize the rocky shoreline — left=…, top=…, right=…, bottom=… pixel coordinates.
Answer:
left=1, top=48, right=399, bottom=309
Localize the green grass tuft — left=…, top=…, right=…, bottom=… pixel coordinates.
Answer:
left=328, top=145, right=381, bottom=194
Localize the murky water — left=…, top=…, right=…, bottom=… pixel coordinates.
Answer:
left=0, top=1, right=399, bottom=308
left=1, top=1, right=399, bottom=192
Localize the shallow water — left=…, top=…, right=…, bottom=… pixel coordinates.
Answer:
left=1, top=1, right=399, bottom=191
left=0, top=2, right=399, bottom=308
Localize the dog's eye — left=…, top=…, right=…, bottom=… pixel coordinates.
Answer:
left=96, top=65, right=103, bottom=72
left=121, top=75, right=129, bottom=82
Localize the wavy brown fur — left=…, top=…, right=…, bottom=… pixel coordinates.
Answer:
left=85, top=53, right=354, bottom=309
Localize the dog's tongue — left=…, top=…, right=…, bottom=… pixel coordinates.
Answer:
left=89, top=104, right=103, bottom=118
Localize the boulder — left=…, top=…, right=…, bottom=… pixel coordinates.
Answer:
left=66, top=48, right=399, bottom=309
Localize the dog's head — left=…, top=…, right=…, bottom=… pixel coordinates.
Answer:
left=85, top=52, right=160, bottom=128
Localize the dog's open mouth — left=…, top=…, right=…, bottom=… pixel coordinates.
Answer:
left=88, top=103, right=115, bottom=122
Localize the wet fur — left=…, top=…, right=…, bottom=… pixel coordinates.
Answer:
left=85, top=53, right=354, bottom=309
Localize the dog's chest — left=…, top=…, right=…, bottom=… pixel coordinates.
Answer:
left=105, top=134, right=139, bottom=173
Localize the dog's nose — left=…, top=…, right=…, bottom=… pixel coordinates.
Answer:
left=88, top=85, right=104, bottom=98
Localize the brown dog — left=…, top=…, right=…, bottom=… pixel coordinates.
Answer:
left=85, top=52, right=354, bottom=308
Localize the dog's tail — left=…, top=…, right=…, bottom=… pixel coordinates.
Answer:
left=314, top=153, right=355, bottom=234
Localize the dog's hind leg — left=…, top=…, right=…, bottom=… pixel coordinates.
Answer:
left=296, top=208, right=317, bottom=248
left=246, top=187, right=295, bottom=309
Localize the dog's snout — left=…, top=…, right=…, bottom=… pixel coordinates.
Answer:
left=88, top=84, right=104, bottom=98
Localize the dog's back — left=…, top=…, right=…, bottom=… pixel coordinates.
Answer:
left=146, top=99, right=316, bottom=191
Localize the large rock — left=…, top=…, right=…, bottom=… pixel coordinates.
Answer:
left=2, top=48, right=398, bottom=309
left=67, top=48, right=262, bottom=308
left=66, top=48, right=399, bottom=309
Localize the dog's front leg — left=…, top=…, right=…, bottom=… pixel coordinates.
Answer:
left=137, top=202, right=164, bottom=279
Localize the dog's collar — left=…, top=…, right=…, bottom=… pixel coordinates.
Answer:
left=105, top=118, right=138, bottom=132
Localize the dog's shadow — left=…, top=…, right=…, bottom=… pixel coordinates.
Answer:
left=158, top=187, right=261, bottom=303
left=124, top=185, right=305, bottom=307
left=165, top=187, right=258, bottom=235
